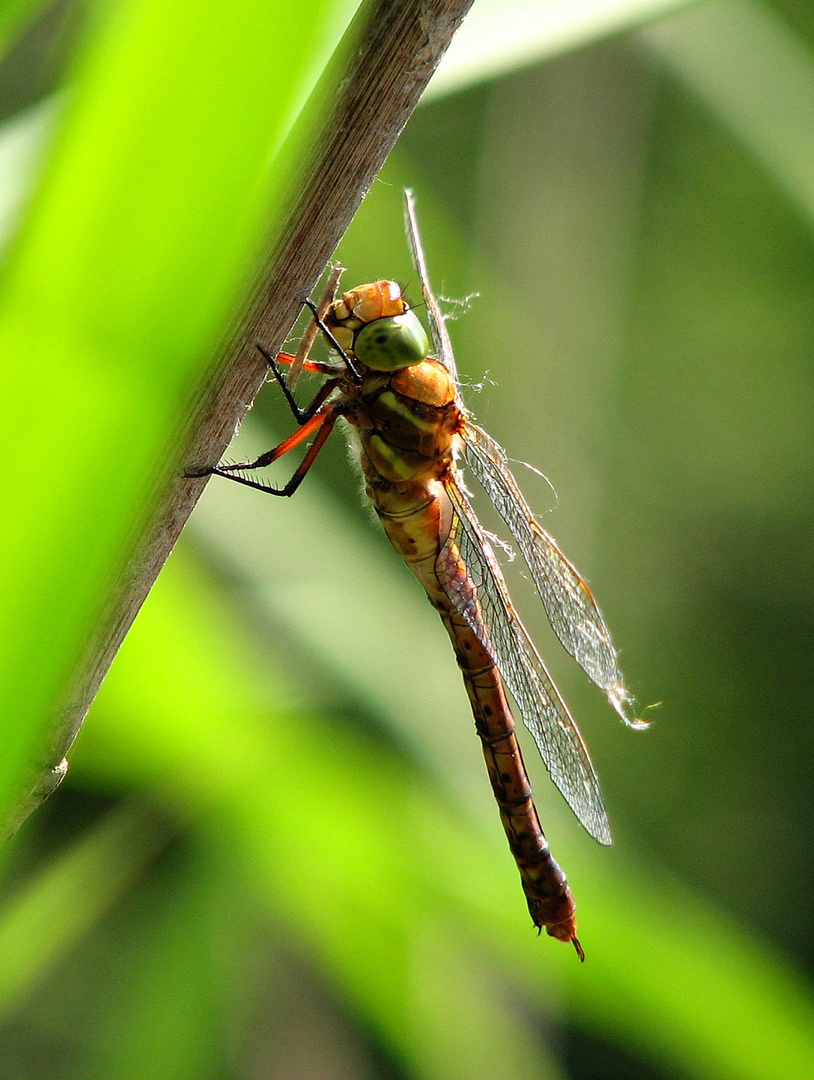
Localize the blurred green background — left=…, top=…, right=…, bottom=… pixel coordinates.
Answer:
left=1, top=0, right=814, bottom=1077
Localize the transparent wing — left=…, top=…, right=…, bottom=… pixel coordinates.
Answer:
left=463, top=421, right=637, bottom=726
left=437, top=477, right=612, bottom=844
left=404, top=189, right=459, bottom=382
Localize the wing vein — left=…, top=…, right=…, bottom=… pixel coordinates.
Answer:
left=437, top=478, right=612, bottom=844
left=463, top=422, right=636, bottom=724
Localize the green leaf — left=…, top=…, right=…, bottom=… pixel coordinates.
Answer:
left=0, top=0, right=50, bottom=61
left=428, top=0, right=699, bottom=99
left=0, top=802, right=166, bottom=1019
left=641, top=0, right=814, bottom=225
left=0, top=0, right=358, bottom=814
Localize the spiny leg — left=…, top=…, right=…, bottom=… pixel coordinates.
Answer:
left=255, top=342, right=340, bottom=426
left=188, top=346, right=339, bottom=480
left=186, top=285, right=352, bottom=489
left=189, top=406, right=338, bottom=497
left=253, top=280, right=360, bottom=426
left=301, top=297, right=362, bottom=383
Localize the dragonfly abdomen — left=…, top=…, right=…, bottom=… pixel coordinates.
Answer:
left=328, top=274, right=593, bottom=957
left=440, top=606, right=581, bottom=952
left=366, top=456, right=583, bottom=953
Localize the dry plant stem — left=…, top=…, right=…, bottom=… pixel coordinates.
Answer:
left=287, top=264, right=345, bottom=390
left=5, top=0, right=475, bottom=839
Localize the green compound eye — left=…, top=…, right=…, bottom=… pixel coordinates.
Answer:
left=353, top=310, right=429, bottom=371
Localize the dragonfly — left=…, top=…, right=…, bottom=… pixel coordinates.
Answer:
left=190, top=191, right=644, bottom=959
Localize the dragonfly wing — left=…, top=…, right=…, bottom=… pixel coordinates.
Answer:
left=437, top=477, right=612, bottom=845
left=404, top=189, right=459, bottom=382
left=463, top=421, right=636, bottom=725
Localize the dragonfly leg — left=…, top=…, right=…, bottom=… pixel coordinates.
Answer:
left=282, top=266, right=344, bottom=392
left=185, top=330, right=341, bottom=491
left=187, top=407, right=338, bottom=498
left=255, top=342, right=340, bottom=425
left=302, top=297, right=362, bottom=384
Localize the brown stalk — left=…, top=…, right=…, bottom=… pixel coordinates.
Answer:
left=6, top=0, right=475, bottom=838
left=287, top=264, right=345, bottom=391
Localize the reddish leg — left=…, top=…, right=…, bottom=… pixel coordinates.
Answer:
left=194, top=405, right=339, bottom=497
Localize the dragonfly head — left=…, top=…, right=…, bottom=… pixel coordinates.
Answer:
left=330, top=280, right=429, bottom=372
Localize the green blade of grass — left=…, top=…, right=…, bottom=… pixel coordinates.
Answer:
left=0, top=0, right=356, bottom=817
left=641, top=0, right=814, bottom=227
left=0, top=0, right=50, bottom=60
left=0, top=802, right=167, bottom=1019
left=428, top=0, right=699, bottom=99
left=79, top=843, right=238, bottom=1080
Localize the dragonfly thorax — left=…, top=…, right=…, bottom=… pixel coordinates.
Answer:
left=345, top=357, right=460, bottom=488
